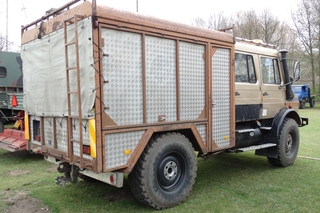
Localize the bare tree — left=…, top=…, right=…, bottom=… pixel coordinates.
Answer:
left=0, top=35, right=13, bottom=52
left=292, top=0, right=319, bottom=93
left=232, top=10, right=261, bottom=39
left=258, top=9, right=281, bottom=44
left=191, top=11, right=230, bottom=30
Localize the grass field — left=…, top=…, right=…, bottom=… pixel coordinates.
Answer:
left=0, top=106, right=319, bottom=213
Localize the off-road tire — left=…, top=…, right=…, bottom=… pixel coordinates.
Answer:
left=299, top=99, right=306, bottom=109
left=128, top=132, right=197, bottom=210
left=310, top=98, right=315, bottom=108
left=267, top=118, right=299, bottom=167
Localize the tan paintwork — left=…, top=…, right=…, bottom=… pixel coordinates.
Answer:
left=235, top=42, right=292, bottom=120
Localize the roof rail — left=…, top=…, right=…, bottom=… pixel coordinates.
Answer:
left=235, top=37, right=277, bottom=49
left=21, top=0, right=82, bottom=33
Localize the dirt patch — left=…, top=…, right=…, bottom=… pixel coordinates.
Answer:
left=46, top=165, right=58, bottom=173
left=1, top=189, right=51, bottom=213
left=9, top=170, right=29, bottom=176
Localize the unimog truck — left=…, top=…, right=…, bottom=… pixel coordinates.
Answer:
left=21, top=0, right=308, bottom=209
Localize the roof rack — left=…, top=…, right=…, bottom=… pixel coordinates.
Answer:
left=235, top=37, right=277, bottom=49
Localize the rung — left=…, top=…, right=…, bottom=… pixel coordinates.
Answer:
left=65, top=41, right=76, bottom=46
left=70, top=139, right=80, bottom=143
left=68, top=92, right=78, bottom=95
left=66, top=66, right=77, bottom=71
left=69, top=115, right=80, bottom=119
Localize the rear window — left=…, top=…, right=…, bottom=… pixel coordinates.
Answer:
left=0, top=67, right=7, bottom=78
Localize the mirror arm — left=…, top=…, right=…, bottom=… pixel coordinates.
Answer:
left=279, top=78, right=299, bottom=89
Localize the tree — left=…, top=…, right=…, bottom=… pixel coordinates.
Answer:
left=232, top=10, right=261, bottom=39
left=0, top=35, right=13, bottom=52
left=191, top=11, right=230, bottom=30
left=192, top=9, right=297, bottom=51
left=291, top=0, right=320, bottom=93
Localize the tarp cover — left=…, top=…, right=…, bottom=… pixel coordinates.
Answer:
left=22, top=17, right=95, bottom=118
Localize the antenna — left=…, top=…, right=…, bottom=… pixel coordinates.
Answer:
left=5, top=0, right=8, bottom=51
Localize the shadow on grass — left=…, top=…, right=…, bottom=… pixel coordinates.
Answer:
left=33, top=152, right=288, bottom=213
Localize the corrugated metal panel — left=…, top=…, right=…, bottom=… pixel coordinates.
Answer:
left=196, top=124, right=207, bottom=145
left=43, top=117, right=54, bottom=147
left=102, top=28, right=144, bottom=126
left=105, top=130, right=145, bottom=170
left=212, top=48, right=231, bottom=148
left=179, top=41, right=205, bottom=120
left=55, top=117, right=68, bottom=152
left=145, top=35, right=177, bottom=123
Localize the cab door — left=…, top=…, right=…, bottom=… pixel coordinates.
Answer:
left=234, top=52, right=262, bottom=122
left=259, top=56, right=285, bottom=119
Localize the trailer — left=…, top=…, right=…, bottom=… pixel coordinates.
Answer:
left=0, top=51, right=25, bottom=152
left=21, top=0, right=308, bottom=209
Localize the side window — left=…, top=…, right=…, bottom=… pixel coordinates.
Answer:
left=0, top=67, right=6, bottom=78
left=235, top=53, right=256, bottom=83
left=260, top=57, right=281, bottom=84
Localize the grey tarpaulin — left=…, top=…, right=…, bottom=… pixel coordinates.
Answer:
left=21, top=17, right=95, bottom=118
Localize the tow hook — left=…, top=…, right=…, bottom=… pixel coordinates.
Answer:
left=55, top=162, right=79, bottom=186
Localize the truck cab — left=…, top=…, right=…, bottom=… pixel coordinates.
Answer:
left=235, top=39, right=300, bottom=121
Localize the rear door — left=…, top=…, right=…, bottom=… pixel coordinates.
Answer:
left=211, top=47, right=233, bottom=149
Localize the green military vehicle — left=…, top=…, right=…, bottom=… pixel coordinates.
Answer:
left=0, top=51, right=25, bottom=151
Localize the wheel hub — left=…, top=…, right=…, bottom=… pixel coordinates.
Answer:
left=286, top=134, right=293, bottom=153
left=163, top=161, right=178, bottom=180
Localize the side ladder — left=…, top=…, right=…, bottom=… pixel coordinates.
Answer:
left=64, top=15, right=85, bottom=168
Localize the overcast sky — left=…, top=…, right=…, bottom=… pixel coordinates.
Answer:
left=1, top=0, right=301, bottom=51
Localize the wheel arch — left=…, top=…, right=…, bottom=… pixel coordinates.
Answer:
left=272, top=108, right=301, bottom=136
left=124, top=124, right=207, bottom=174
left=255, top=108, right=301, bottom=158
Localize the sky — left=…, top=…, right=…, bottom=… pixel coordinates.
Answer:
left=1, top=0, right=301, bottom=51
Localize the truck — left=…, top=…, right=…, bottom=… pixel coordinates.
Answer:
left=0, top=51, right=25, bottom=152
left=292, top=84, right=315, bottom=109
left=20, top=0, right=308, bottom=209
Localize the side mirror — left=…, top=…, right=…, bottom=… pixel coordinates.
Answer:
left=293, top=61, right=300, bottom=80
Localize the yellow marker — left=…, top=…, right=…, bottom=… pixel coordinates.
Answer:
left=13, top=120, right=20, bottom=129
left=24, top=113, right=30, bottom=140
left=124, top=150, right=132, bottom=155
left=89, top=119, right=96, bottom=158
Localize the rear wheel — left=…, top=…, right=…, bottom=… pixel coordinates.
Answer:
left=299, top=99, right=306, bottom=109
left=267, top=118, right=299, bottom=167
left=128, top=132, right=197, bottom=209
left=310, top=98, right=315, bottom=107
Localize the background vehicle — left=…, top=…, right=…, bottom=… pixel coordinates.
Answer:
left=21, top=0, right=308, bottom=209
left=292, top=84, right=315, bottom=109
left=0, top=51, right=25, bottom=152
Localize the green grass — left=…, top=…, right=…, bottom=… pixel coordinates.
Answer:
left=0, top=107, right=320, bottom=212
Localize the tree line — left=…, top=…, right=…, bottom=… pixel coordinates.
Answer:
left=192, top=0, right=320, bottom=96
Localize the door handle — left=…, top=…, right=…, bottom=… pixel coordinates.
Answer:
left=235, top=92, right=240, bottom=96
left=263, top=92, right=268, bottom=96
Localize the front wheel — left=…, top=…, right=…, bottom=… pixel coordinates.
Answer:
left=310, top=98, right=315, bottom=107
left=267, top=118, right=299, bottom=167
left=128, top=132, right=197, bottom=210
left=299, top=99, right=306, bottom=109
